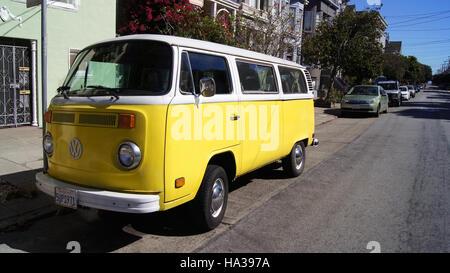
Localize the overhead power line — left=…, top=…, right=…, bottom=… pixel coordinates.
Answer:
left=389, top=27, right=450, bottom=32
left=388, top=14, right=450, bottom=27
left=388, top=10, right=450, bottom=25
left=407, top=39, right=450, bottom=46
left=383, top=9, right=450, bottom=18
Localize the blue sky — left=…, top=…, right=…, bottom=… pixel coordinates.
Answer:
left=348, top=0, right=450, bottom=74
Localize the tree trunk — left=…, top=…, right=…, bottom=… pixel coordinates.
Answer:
left=324, top=67, right=338, bottom=102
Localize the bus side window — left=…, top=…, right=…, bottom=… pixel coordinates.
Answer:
left=180, top=52, right=195, bottom=94
left=185, top=52, right=232, bottom=95
left=278, top=67, right=308, bottom=94
left=236, top=61, right=277, bottom=93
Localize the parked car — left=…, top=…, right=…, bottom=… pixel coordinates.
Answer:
left=407, top=85, right=416, bottom=98
left=341, top=85, right=389, bottom=117
left=400, top=86, right=410, bottom=101
left=377, top=80, right=402, bottom=106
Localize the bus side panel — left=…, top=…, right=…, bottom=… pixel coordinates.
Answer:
left=239, top=100, right=285, bottom=175
left=164, top=102, right=241, bottom=203
left=282, top=98, right=315, bottom=151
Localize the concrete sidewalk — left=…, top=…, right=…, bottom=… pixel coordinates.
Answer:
left=314, top=103, right=340, bottom=127
left=0, top=105, right=341, bottom=231
left=0, top=127, right=56, bottom=230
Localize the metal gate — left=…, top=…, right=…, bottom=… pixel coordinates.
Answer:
left=0, top=45, right=32, bottom=127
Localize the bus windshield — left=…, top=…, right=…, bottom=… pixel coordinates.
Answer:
left=63, top=40, right=173, bottom=97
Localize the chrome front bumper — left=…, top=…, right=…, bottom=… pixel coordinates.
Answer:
left=35, top=172, right=160, bottom=214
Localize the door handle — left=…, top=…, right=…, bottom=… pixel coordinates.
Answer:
left=231, top=115, right=240, bottom=121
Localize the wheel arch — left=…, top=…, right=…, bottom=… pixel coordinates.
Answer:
left=207, top=151, right=237, bottom=183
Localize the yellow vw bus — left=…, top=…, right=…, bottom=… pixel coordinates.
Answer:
left=36, top=35, right=318, bottom=230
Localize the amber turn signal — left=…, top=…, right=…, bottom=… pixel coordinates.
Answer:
left=175, top=177, right=185, bottom=188
left=118, top=114, right=136, bottom=129
left=44, top=111, right=52, bottom=123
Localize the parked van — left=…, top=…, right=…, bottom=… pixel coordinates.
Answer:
left=377, top=80, right=402, bottom=107
left=35, top=35, right=318, bottom=230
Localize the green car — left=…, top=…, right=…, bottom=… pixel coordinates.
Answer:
left=341, top=85, right=389, bottom=117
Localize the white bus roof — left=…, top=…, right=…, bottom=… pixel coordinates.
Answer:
left=90, top=34, right=305, bottom=69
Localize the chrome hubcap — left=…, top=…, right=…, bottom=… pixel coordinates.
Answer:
left=211, top=178, right=225, bottom=218
left=294, top=145, right=304, bottom=170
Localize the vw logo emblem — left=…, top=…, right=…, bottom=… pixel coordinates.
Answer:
left=69, top=138, right=82, bottom=160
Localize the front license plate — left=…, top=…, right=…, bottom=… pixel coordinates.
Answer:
left=55, top=187, right=78, bottom=209
left=352, top=105, right=361, bottom=109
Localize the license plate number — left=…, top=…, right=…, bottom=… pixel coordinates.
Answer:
left=352, top=105, right=361, bottom=109
left=55, top=187, right=77, bottom=209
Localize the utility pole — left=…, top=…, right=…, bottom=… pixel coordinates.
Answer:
left=41, top=0, right=48, bottom=171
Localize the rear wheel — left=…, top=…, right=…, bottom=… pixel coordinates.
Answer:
left=192, top=165, right=228, bottom=231
left=282, top=141, right=306, bottom=177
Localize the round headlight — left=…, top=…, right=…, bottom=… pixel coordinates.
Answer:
left=118, top=142, right=141, bottom=169
left=43, top=133, right=53, bottom=156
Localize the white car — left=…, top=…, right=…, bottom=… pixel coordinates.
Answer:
left=407, top=85, right=416, bottom=98
left=400, top=86, right=410, bottom=100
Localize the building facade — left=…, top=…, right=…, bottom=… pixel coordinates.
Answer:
left=385, top=41, right=402, bottom=55
left=0, top=0, right=116, bottom=128
left=187, top=0, right=308, bottom=64
left=302, top=0, right=343, bottom=93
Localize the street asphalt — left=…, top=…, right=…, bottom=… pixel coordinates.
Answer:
left=197, top=88, right=450, bottom=253
left=0, top=88, right=448, bottom=253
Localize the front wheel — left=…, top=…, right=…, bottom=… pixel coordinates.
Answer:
left=192, top=165, right=228, bottom=231
left=282, top=141, right=306, bottom=177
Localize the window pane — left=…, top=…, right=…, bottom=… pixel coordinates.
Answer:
left=304, top=11, right=313, bottom=32
left=65, top=41, right=172, bottom=96
left=180, top=52, right=194, bottom=93
left=237, top=62, right=277, bottom=93
left=279, top=67, right=308, bottom=94
left=188, top=52, right=232, bottom=94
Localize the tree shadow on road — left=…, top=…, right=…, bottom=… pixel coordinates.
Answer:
left=392, top=93, right=450, bottom=121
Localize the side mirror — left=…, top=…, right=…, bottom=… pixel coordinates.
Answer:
left=200, top=77, right=216, bottom=97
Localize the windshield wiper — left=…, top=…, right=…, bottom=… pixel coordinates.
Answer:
left=57, top=86, right=70, bottom=99
left=85, top=85, right=120, bottom=100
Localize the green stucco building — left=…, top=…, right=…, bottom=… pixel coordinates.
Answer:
left=1, top=0, right=116, bottom=127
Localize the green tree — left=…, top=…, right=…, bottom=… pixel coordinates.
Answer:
left=161, top=6, right=235, bottom=46
left=118, top=1, right=234, bottom=45
left=419, top=64, right=432, bottom=83
left=302, top=6, right=384, bottom=101
left=432, top=73, right=450, bottom=88
left=403, top=56, right=421, bottom=84
left=382, top=53, right=408, bottom=82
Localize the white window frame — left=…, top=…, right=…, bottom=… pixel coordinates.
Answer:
left=13, top=0, right=79, bottom=12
